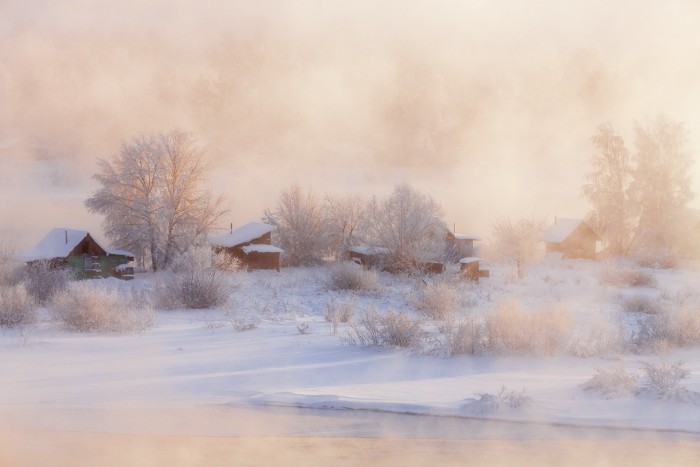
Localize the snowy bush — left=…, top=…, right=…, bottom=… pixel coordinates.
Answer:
left=581, top=363, right=639, bottom=398
left=0, top=241, right=24, bottom=287
left=346, top=308, right=424, bottom=348
left=629, top=308, right=700, bottom=352
left=442, top=315, right=484, bottom=356
left=600, top=265, right=657, bottom=288
left=346, top=308, right=384, bottom=346
left=638, top=360, right=699, bottom=403
left=566, top=320, right=623, bottom=357
left=327, top=261, right=380, bottom=293
left=324, top=299, right=355, bottom=334
left=213, top=252, right=242, bottom=272
left=485, top=300, right=572, bottom=356
left=0, top=283, right=38, bottom=328
left=51, top=282, right=154, bottom=333
left=382, top=310, right=424, bottom=347
left=24, top=260, right=73, bottom=304
left=633, top=249, right=678, bottom=270
left=414, top=281, right=458, bottom=322
left=155, top=246, right=233, bottom=309
left=230, top=314, right=258, bottom=332
left=464, top=387, right=532, bottom=415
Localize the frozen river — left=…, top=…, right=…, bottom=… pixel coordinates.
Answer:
left=1, top=404, right=698, bottom=466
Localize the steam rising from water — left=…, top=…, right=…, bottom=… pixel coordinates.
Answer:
left=2, top=0, right=700, bottom=245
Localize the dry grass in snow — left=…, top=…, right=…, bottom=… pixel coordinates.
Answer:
left=327, top=261, right=381, bottom=293
left=0, top=283, right=37, bottom=328
left=485, top=300, right=573, bottom=356
left=51, top=282, right=154, bottom=333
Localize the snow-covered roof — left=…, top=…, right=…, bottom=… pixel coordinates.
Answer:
left=241, top=244, right=284, bottom=254
left=24, top=228, right=100, bottom=262
left=544, top=218, right=584, bottom=243
left=348, top=245, right=391, bottom=256
left=453, top=234, right=481, bottom=241
left=107, top=248, right=135, bottom=258
left=459, top=257, right=481, bottom=264
left=23, top=228, right=134, bottom=262
left=210, top=222, right=276, bottom=248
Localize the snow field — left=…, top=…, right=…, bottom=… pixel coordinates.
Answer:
left=1, top=259, right=700, bottom=433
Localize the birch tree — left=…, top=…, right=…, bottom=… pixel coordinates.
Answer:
left=85, top=129, right=226, bottom=271
left=582, top=123, right=632, bottom=256
left=628, top=115, right=694, bottom=266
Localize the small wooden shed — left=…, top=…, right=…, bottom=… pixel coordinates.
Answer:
left=459, top=257, right=482, bottom=282
left=24, top=228, right=134, bottom=279
left=544, top=218, right=600, bottom=260
left=445, top=232, right=481, bottom=263
left=210, top=221, right=283, bottom=271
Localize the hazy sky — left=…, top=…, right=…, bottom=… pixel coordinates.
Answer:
left=2, top=0, right=700, bottom=248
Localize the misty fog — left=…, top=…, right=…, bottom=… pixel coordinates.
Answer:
left=2, top=0, right=700, bottom=247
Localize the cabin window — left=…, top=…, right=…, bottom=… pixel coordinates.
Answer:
left=84, top=256, right=101, bottom=272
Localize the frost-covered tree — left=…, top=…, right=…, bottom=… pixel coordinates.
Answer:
left=364, top=183, right=447, bottom=271
left=264, top=184, right=330, bottom=266
left=490, top=217, right=545, bottom=279
left=582, top=116, right=694, bottom=265
left=85, top=129, right=226, bottom=271
left=582, top=123, right=633, bottom=256
left=324, top=194, right=366, bottom=261
left=628, top=116, right=694, bottom=266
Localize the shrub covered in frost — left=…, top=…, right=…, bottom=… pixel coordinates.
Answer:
left=484, top=300, right=572, bottom=356
left=324, top=299, right=355, bottom=334
left=628, top=307, right=700, bottom=352
left=346, top=308, right=424, bottom=348
left=639, top=360, right=699, bottom=403
left=0, top=283, right=38, bottom=328
left=0, top=242, right=24, bottom=287
left=581, top=363, right=639, bottom=398
left=599, top=264, right=657, bottom=288
left=442, top=316, right=484, bottom=356
left=24, top=260, right=73, bottom=304
left=414, top=281, right=458, bottom=321
left=566, top=320, right=623, bottom=357
left=155, top=246, right=234, bottom=309
left=327, top=261, right=380, bottom=293
left=51, top=282, right=154, bottom=333
left=463, top=387, right=532, bottom=415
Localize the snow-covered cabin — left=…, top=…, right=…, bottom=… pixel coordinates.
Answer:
left=445, top=232, right=481, bottom=262
left=24, top=228, right=135, bottom=279
left=210, top=221, right=283, bottom=271
left=544, top=218, right=600, bottom=260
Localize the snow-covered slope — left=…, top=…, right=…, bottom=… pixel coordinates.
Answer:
left=1, top=261, right=699, bottom=435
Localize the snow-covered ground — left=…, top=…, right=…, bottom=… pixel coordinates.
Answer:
left=1, top=259, right=700, bottom=436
